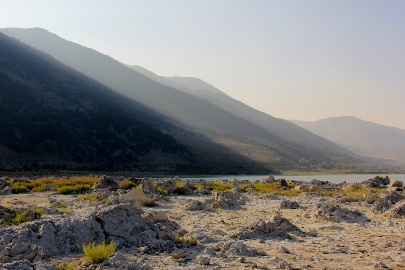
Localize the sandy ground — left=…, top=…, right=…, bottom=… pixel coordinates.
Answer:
left=1, top=192, right=404, bottom=270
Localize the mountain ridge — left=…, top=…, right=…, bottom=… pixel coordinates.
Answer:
left=1, top=27, right=366, bottom=171
left=292, top=116, right=405, bottom=166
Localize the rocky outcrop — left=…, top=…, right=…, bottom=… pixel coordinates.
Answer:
left=313, top=204, right=369, bottom=223
left=387, top=180, right=404, bottom=192
left=232, top=215, right=302, bottom=239
left=372, top=191, right=405, bottom=212
left=361, top=176, right=390, bottom=188
left=385, top=200, right=405, bottom=218
left=0, top=203, right=179, bottom=263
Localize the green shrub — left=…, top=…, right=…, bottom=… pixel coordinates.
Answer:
left=78, top=194, right=98, bottom=202
left=31, top=208, right=44, bottom=217
left=57, top=184, right=91, bottom=194
left=32, top=183, right=48, bottom=192
left=118, top=180, right=137, bottom=190
left=11, top=212, right=29, bottom=225
left=174, top=234, right=198, bottom=246
left=83, top=241, right=116, bottom=263
left=55, top=260, right=79, bottom=270
left=10, top=182, right=29, bottom=194
left=155, top=186, right=169, bottom=196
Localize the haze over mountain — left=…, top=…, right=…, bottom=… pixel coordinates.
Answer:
left=0, top=32, right=185, bottom=171
left=1, top=27, right=364, bottom=171
left=293, top=117, right=405, bottom=166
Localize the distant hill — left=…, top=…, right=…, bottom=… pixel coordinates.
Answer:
left=293, top=117, right=405, bottom=166
left=2, top=27, right=362, bottom=171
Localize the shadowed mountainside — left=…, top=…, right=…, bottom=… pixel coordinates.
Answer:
left=293, top=117, right=405, bottom=166
left=1, top=27, right=363, bottom=170
left=0, top=32, right=268, bottom=173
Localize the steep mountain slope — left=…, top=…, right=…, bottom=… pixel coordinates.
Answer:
left=293, top=117, right=405, bottom=165
left=2, top=27, right=360, bottom=170
left=0, top=32, right=264, bottom=173
left=0, top=33, right=189, bottom=171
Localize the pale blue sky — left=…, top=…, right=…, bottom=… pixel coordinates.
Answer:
left=1, top=0, right=405, bottom=129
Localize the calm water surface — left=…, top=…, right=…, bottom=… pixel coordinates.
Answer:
left=182, top=174, right=405, bottom=184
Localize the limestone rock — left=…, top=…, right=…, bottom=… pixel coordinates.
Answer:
left=196, top=255, right=210, bottom=265
left=0, top=203, right=180, bottom=262
left=373, top=191, right=405, bottom=212
left=313, top=204, right=369, bottom=223
left=388, top=180, right=403, bottom=188
left=155, top=178, right=177, bottom=194
left=267, top=256, right=291, bottom=269
left=92, top=176, right=118, bottom=190
left=385, top=200, right=405, bottom=218
left=214, top=241, right=265, bottom=256
left=120, top=189, right=157, bottom=207
left=280, top=199, right=300, bottom=209
left=232, top=215, right=302, bottom=239
left=185, top=200, right=206, bottom=211
left=211, top=191, right=247, bottom=210
left=171, top=249, right=190, bottom=259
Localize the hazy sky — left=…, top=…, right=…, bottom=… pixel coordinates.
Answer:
left=1, top=0, right=405, bottom=129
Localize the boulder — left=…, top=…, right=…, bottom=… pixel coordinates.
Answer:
left=278, top=179, right=288, bottom=187
left=184, top=200, right=206, bottom=211
left=280, top=199, right=301, bottom=209
left=0, top=178, right=7, bottom=189
left=211, top=191, right=247, bottom=210
left=373, top=191, right=405, bottom=212
left=155, top=178, right=177, bottom=194
left=267, top=256, right=291, bottom=269
left=388, top=180, right=403, bottom=188
left=196, top=255, right=210, bottom=265
left=141, top=178, right=157, bottom=195
left=178, top=181, right=194, bottom=195
left=385, top=200, right=405, bottom=218
left=0, top=186, right=12, bottom=195
left=362, top=176, right=390, bottom=188
left=92, top=176, right=118, bottom=191
left=232, top=215, right=302, bottom=239
left=171, top=249, right=190, bottom=260
left=120, top=189, right=157, bottom=208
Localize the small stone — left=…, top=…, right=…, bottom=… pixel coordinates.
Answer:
left=171, top=249, right=190, bottom=260
left=374, top=261, right=390, bottom=269
left=238, top=256, right=246, bottom=263
left=277, top=247, right=290, bottom=253
left=204, top=247, right=216, bottom=256
left=196, top=255, right=210, bottom=265
left=141, top=263, right=153, bottom=270
left=139, top=246, right=149, bottom=253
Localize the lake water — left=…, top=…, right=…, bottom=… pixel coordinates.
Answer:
left=182, top=174, right=405, bottom=184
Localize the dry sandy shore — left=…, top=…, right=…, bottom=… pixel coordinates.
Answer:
left=1, top=188, right=404, bottom=270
